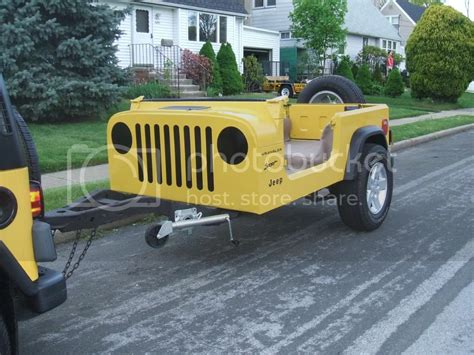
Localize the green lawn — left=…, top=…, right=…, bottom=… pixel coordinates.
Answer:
left=44, top=180, right=110, bottom=211
left=32, top=91, right=474, bottom=174
left=391, top=115, right=474, bottom=142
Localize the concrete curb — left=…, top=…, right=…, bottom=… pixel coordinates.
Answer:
left=392, top=123, right=474, bottom=152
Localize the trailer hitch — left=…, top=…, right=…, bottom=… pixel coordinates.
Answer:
left=145, top=208, right=238, bottom=248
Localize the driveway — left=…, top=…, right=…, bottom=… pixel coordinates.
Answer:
left=20, top=130, right=474, bottom=353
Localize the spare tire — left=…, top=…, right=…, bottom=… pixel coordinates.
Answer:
left=297, top=75, right=366, bottom=104
left=13, top=109, right=41, bottom=183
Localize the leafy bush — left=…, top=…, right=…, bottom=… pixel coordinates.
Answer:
left=335, top=56, right=354, bottom=81
left=406, top=5, right=474, bottom=102
left=355, top=64, right=373, bottom=95
left=384, top=68, right=405, bottom=97
left=181, top=49, right=212, bottom=89
left=199, top=41, right=223, bottom=95
left=357, top=46, right=387, bottom=68
left=217, top=43, right=244, bottom=95
left=242, top=56, right=264, bottom=92
left=351, top=63, right=359, bottom=79
left=0, top=0, right=128, bottom=122
left=125, top=82, right=174, bottom=99
left=373, top=63, right=384, bottom=84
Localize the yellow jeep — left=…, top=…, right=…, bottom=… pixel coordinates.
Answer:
left=107, top=76, right=394, bottom=248
left=0, top=75, right=66, bottom=354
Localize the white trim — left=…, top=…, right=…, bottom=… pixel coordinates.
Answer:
left=243, top=25, right=279, bottom=35
left=381, top=0, right=417, bottom=26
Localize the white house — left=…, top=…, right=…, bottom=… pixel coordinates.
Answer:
left=101, top=0, right=280, bottom=72
left=244, top=0, right=402, bottom=79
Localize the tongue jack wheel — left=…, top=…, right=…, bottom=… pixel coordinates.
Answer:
left=145, top=223, right=169, bottom=249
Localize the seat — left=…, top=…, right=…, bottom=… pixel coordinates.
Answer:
left=283, top=118, right=333, bottom=173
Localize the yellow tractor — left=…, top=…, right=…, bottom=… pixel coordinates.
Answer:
left=0, top=75, right=67, bottom=354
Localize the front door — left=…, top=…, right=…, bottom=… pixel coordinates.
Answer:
left=132, top=6, right=154, bottom=66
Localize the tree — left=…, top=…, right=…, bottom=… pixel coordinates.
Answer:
left=199, top=41, right=223, bottom=94
left=384, top=68, right=404, bottom=97
left=0, top=0, right=127, bottom=122
left=336, top=56, right=354, bottom=81
left=242, top=56, right=264, bottom=92
left=355, top=64, right=373, bottom=95
left=290, top=0, right=347, bottom=72
left=373, top=63, right=384, bottom=84
left=217, top=43, right=243, bottom=95
left=406, top=5, right=474, bottom=102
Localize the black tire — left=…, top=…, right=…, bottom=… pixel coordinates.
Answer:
left=297, top=75, right=366, bottom=104
left=278, top=85, right=294, bottom=98
left=13, top=109, right=41, bottom=183
left=336, top=144, right=393, bottom=231
left=145, top=224, right=169, bottom=249
left=0, top=315, right=11, bottom=355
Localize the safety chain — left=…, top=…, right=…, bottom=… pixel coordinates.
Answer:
left=62, top=229, right=97, bottom=280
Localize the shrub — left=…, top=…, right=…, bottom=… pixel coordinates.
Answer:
left=181, top=49, right=212, bottom=89
left=335, top=56, right=354, bottom=81
left=355, top=64, right=373, bottom=95
left=356, top=45, right=387, bottom=68
left=351, top=63, right=359, bottom=79
left=384, top=68, right=405, bottom=97
left=217, top=43, right=244, bottom=95
left=199, top=41, right=223, bottom=94
left=125, top=82, right=174, bottom=99
left=406, top=5, right=474, bottom=102
left=242, top=56, right=264, bottom=92
left=373, top=63, right=384, bottom=84
left=0, top=0, right=128, bottom=122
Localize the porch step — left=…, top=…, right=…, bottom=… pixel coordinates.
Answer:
left=171, top=84, right=202, bottom=92
left=179, top=91, right=207, bottom=98
left=163, top=78, right=193, bottom=85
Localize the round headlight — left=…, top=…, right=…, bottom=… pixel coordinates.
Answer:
left=111, top=122, right=132, bottom=154
left=217, top=127, right=248, bottom=165
left=0, top=188, right=17, bottom=230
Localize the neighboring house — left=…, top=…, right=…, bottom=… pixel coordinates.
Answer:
left=101, top=0, right=280, bottom=73
left=380, top=0, right=426, bottom=46
left=245, top=0, right=402, bottom=80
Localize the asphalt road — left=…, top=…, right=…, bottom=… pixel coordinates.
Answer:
left=20, top=130, right=474, bottom=354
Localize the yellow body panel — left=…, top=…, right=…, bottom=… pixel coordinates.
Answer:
left=108, top=98, right=389, bottom=215
left=0, top=167, right=38, bottom=281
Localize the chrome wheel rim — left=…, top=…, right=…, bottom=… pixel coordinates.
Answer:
left=281, top=87, right=291, bottom=97
left=366, top=162, right=388, bottom=215
left=309, top=90, right=343, bottom=104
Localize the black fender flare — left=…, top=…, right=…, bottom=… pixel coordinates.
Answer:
left=344, top=126, right=388, bottom=180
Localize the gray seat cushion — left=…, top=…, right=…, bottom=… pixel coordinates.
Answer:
left=285, top=124, right=333, bottom=172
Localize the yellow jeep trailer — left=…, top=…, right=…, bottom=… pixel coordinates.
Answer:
left=262, top=76, right=307, bottom=98
left=102, top=76, right=394, bottom=248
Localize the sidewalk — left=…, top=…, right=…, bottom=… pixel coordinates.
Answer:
left=41, top=108, right=474, bottom=190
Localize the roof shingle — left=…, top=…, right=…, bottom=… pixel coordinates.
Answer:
left=163, top=0, right=247, bottom=15
left=396, top=0, right=426, bottom=22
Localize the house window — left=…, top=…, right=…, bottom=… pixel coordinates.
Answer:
left=385, top=15, right=400, bottom=32
left=281, top=31, right=291, bottom=39
left=363, top=37, right=369, bottom=47
left=188, top=12, right=197, bottom=41
left=382, top=39, right=397, bottom=53
left=255, top=0, right=264, bottom=8
left=267, top=0, right=276, bottom=6
left=136, top=10, right=149, bottom=33
left=220, top=16, right=227, bottom=43
left=199, top=13, right=218, bottom=42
